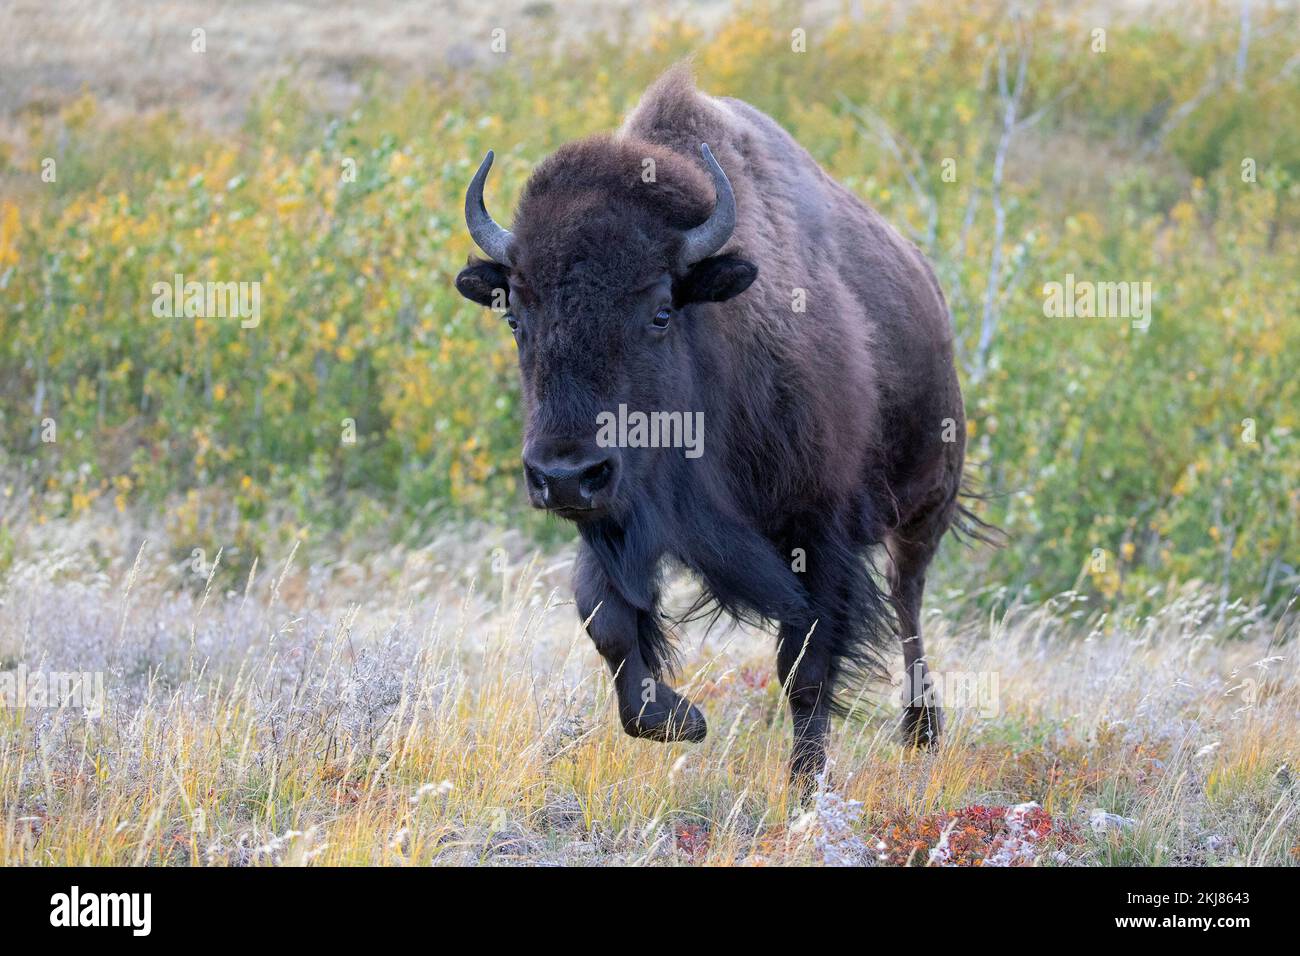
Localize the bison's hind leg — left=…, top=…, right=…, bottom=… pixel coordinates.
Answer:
left=886, top=504, right=954, bottom=749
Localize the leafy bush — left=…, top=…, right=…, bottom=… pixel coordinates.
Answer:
left=1, top=0, right=1296, bottom=607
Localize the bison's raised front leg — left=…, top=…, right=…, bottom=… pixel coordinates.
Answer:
left=574, top=545, right=706, bottom=743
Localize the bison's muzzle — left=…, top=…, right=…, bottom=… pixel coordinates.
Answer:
left=523, top=441, right=621, bottom=517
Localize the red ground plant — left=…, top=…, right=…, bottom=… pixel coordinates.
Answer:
left=674, top=822, right=711, bottom=862
left=874, top=803, right=1082, bottom=866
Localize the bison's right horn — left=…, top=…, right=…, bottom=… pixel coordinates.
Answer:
left=679, top=143, right=737, bottom=266
left=465, top=150, right=515, bottom=266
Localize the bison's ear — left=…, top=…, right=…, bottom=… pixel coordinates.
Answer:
left=455, top=259, right=510, bottom=308
left=675, top=254, right=758, bottom=305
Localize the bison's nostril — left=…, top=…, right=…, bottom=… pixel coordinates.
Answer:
left=525, top=465, right=548, bottom=496
left=579, top=460, right=613, bottom=498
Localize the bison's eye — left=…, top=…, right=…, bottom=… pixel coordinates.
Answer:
left=651, top=307, right=672, bottom=330
left=505, top=313, right=519, bottom=332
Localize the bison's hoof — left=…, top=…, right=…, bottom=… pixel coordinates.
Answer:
left=899, top=704, right=942, bottom=749
left=788, top=751, right=828, bottom=805
left=620, top=687, right=707, bottom=743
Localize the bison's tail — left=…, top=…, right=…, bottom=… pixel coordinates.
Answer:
left=826, top=550, right=898, bottom=719
left=950, top=475, right=1009, bottom=548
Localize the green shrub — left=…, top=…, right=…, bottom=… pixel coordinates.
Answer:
left=1, top=0, right=1296, bottom=607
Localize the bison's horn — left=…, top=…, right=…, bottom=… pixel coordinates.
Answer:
left=679, top=143, right=736, bottom=266
left=465, top=150, right=515, bottom=266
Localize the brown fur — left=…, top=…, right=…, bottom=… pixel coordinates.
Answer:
left=621, top=65, right=964, bottom=532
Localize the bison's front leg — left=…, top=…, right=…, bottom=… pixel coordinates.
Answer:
left=776, top=620, right=832, bottom=799
left=574, top=546, right=706, bottom=743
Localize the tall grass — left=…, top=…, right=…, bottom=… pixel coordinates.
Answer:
left=2, top=515, right=1294, bottom=865
left=0, top=0, right=1297, bottom=606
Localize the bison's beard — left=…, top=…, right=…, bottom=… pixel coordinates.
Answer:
left=577, top=467, right=897, bottom=714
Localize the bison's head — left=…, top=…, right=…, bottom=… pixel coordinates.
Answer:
left=454, top=137, right=757, bottom=523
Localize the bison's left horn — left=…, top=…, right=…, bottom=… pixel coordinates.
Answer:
left=679, top=143, right=736, bottom=266
left=465, top=150, right=515, bottom=266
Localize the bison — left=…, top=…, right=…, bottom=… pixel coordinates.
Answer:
left=455, top=66, right=978, bottom=791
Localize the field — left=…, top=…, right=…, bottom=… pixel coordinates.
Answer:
left=1, top=0, right=1298, bottom=866
left=2, top=513, right=1296, bottom=866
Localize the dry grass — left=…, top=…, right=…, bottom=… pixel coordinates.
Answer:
left=1, top=512, right=1295, bottom=866
left=0, top=0, right=746, bottom=133
left=0, top=0, right=1165, bottom=133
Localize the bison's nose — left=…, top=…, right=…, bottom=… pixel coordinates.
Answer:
left=523, top=444, right=620, bottom=515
